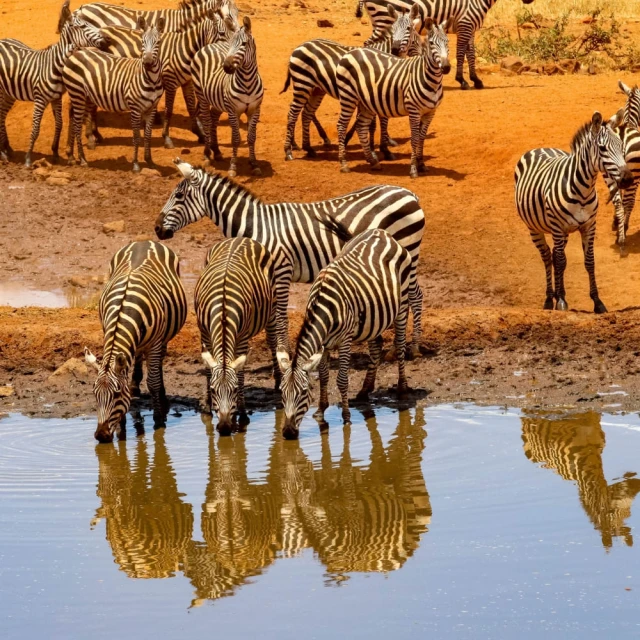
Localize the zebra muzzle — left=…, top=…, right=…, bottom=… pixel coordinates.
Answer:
left=94, top=423, right=114, bottom=444
left=223, top=58, right=237, bottom=74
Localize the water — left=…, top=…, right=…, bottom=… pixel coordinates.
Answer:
left=0, top=404, right=639, bottom=639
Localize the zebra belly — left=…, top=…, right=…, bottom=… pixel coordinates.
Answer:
left=228, top=93, right=262, bottom=116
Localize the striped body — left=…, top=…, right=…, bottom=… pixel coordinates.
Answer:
left=88, top=241, right=187, bottom=442
left=282, top=5, right=422, bottom=160
left=514, top=113, right=632, bottom=313
left=195, top=238, right=280, bottom=433
left=277, top=229, right=412, bottom=438
left=63, top=21, right=164, bottom=170
left=356, top=0, right=534, bottom=89
left=0, top=3, right=107, bottom=165
left=155, top=160, right=425, bottom=354
left=192, top=16, right=264, bottom=177
left=336, top=21, right=449, bottom=177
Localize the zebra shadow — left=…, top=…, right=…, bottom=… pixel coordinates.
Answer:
left=612, top=229, right=640, bottom=255
left=349, top=160, right=466, bottom=181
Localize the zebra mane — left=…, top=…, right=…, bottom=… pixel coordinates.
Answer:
left=570, top=121, right=596, bottom=153
left=170, top=7, right=217, bottom=31
left=202, top=168, right=262, bottom=203
left=56, top=0, right=72, bottom=35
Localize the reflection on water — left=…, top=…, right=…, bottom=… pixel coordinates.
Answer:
left=521, top=410, right=640, bottom=549
left=94, top=408, right=431, bottom=604
left=0, top=281, right=100, bottom=308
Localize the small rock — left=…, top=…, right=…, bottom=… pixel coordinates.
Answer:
left=317, top=19, right=333, bottom=28
left=140, top=167, right=161, bottom=178
left=32, top=158, right=52, bottom=169
left=542, top=63, right=564, bottom=75
left=180, top=148, right=191, bottom=155
left=294, top=0, right=306, bottom=7
left=520, top=22, right=536, bottom=30
left=46, top=176, right=70, bottom=186
left=352, top=31, right=361, bottom=36
left=50, top=170, right=72, bottom=180
left=500, top=56, right=524, bottom=73
left=237, top=3, right=254, bottom=13
left=582, top=16, right=595, bottom=24
left=0, top=386, right=14, bottom=397
left=98, top=188, right=109, bottom=197
left=47, top=358, right=91, bottom=385
left=558, top=58, right=580, bottom=74
left=103, top=220, right=125, bottom=234
left=68, top=275, right=91, bottom=288
left=360, top=18, right=368, bottom=25
left=33, top=167, right=50, bottom=180
left=190, top=233, right=207, bottom=245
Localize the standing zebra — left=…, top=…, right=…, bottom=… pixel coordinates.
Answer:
left=276, top=229, right=412, bottom=439
left=195, top=238, right=281, bottom=435
left=191, top=16, right=263, bottom=177
left=63, top=18, right=165, bottom=171
left=336, top=19, right=450, bottom=177
left=97, top=11, right=225, bottom=149
left=155, top=159, right=425, bottom=356
left=281, top=4, right=422, bottom=161
left=0, top=1, right=107, bottom=166
left=604, top=82, right=640, bottom=249
left=355, top=0, right=533, bottom=90
left=85, top=241, right=187, bottom=443
left=515, top=112, right=633, bottom=314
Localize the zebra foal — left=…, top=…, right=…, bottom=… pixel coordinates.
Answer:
left=355, top=0, right=533, bottom=90
left=0, top=0, right=107, bottom=166
left=63, top=17, right=165, bottom=171
left=336, top=19, right=450, bottom=177
left=192, top=16, right=263, bottom=177
left=155, top=159, right=425, bottom=357
left=195, top=238, right=281, bottom=435
left=277, top=229, right=412, bottom=440
left=515, top=112, right=633, bottom=314
left=85, top=241, right=187, bottom=443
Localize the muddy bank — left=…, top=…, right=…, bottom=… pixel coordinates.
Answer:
left=2, top=305, right=640, bottom=420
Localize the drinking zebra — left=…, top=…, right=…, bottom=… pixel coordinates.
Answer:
left=276, top=229, right=412, bottom=439
left=0, top=1, right=107, bottom=166
left=96, top=11, right=226, bottom=149
left=155, top=159, right=425, bottom=356
left=195, top=238, right=281, bottom=435
left=63, top=18, right=165, bottom=171
left=355, top=0, right=533, bottom=90
left=191, top=16, right=263, bottom=177
left=84, top=241, right=187, bottom=443
left=514, top=112, right=633, bottom=314
left=605, top=82, right=640, bottom=249
left=281, top=4, right=422, bottom=161
left=336, top=19, right=450, bottom=177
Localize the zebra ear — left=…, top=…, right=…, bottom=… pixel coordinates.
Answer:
left=409, top=3, right=420, bottom=23
left=230, top=354, right=247, bottom=372
left=136, top=16, right=146, bottom=31
left=609, top=108, right=625, bottom=129
left=422, top=17, right=434, bottom=32
left=156, top=17, right=165, bottom=34
left=386, top=4, right=397, bottom=20
left=174, top=158, right=194, bottom=181
left=84, top=347, right=101, bottom=371
left=277, top=350, right=291, bottom=374
left=201, top=351, right=217, bottom=368
left=56, top=0, right=72, bottom=34
left=114, top=353, right=128, bottom=375
left=619, top=80, right=632, bottom=97
left=243, top=15, right=251, bottom=32
left=302, top=351, right=324, bottom=373
left=591, top=111, right=603, bottom=131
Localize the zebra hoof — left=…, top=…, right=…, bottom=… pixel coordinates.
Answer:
left=397, top=383, right=410, bottom=399
left=543, top=296, right=555, bottom=310
left=594, top=300, right=608, bottom=314
left=291, top=141, right=301, bottom=151
left=555, top=298, right=568, bottom=312
left=371, top=162, right=382, bottom=172
left=79, top=158, right=88, bottom=168
left=131, top=386, right=141, bottom=399
left=66, top=157, right=76, bottom=166
left=407, top=343, right=421, bottom=360
left=251, top=166, right=262, bottom=176
left=164, top=138, right=175, bottom=150
left=418, top=163, right=428, bottom=174
left=458, top=79, right=470, bottom=90
left=228, top=169, right=237, bottom=178
left=382, top=150, right=396, bottom=161
left=340, top=165, right=350, bottom=173
left=472, top=78, right=484, bottom=89
left=132, top=163, right=141, bottom=173
left=322, top=138, right=332, bottom=148
left=355, top=390, right=370, bottom=402
left=86, top=139, right=96, bottom=151
left=619, top=244, right=629, bottom=258
left=304, top=147, right=317, bottom=158
left=410, top=167, right=419, bottom=179
left=24, top=157, right=32, bottom=169
left=285, top=151, right=294, bottom=161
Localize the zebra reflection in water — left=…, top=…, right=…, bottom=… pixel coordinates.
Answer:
left=91, top=407, right=431, bottom=603
left=521, top=411, right=640, bottom=549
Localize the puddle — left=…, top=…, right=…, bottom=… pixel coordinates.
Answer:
left=0, top=405, right=638, bottom=639
left=0, top=282, right=100, bottom=309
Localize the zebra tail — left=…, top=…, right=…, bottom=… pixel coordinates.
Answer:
left=355, top=1, right=363, bottom=18
left=280, top=70, right=292, bottom=94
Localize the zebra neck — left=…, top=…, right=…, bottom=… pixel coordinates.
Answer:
left=625, top=107, right=640, bottom=130
left=294, top=319, right=327, bottom=367
left=203, top=174, right=262, bottom=237
left=232, top=59, right=260, bottom=92
left=142, top=59, right=163, bottom=83
left=569, top=145, right=598, bottom=196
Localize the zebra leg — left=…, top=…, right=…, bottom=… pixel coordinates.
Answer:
left=552, top=233, right=569, bottom=311
left=182, top=81, right=205, bottom=142
left=266, top=305, right=282, bottom=391
left=455, top=26, right=471, bottom=90
left=210, top=109, right=223, bottom=162
left=467, top=36, right=484, bottom=90
left=337, top=339, right=353, bottom=425
left=580, top=222, right=607, bottom=314
left=408, top=113, right=422, bottom=179
left=379, top=117, right=396, bottom=160
left=147, top=342, right=170, bottom=428
left=143, top=109, right=155, bottom=166
left=612, top=187, right=627, bottom=247
left=356, top=112, right=381, bottom=170
left=356, top=335, right=383, bottom=401
left=623, top=183, right=638, bottom=242
left=301, top=93, right=324, bottom=158
left=284, top=89, right=310, bottom=159
left=73, top=102, right=88, bottom=167
left=65, top=102, right=75, bottom=162
left=338, top=101, right=357, bottom=173
left=131, top=355, right=144, bottom=399
left=315, top=350, right=330, bottom=418
left=529, top=231, right=554, bottom=309
left=50, top=98, right=63, bottom=162
left=227, top=110, right=241, bottom=178
left=408, top=274, right=423, bottom=359
left=0, top=92, right=16, bottom=160
left=25, top=99, right=47, bottom=168
left=417, top=112, right=435, bottom=174
left=162, top=85, right=177, bottom=149
left=394, top=303, right=409, bottom=396
left=130, top=109, right=142, bottom=173
left=247, top=104, right=262, bottom=176
left=85, top=104, right=99, bottom=150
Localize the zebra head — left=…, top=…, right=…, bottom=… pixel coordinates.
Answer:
left=276, top=350, right=324, bottom=440
left=223, top=16, right=255, bottom=74
left=618, top=81, right=640, bottom=128
left=85, top=348, right=131, bottom=443
left=137, top=17, right=165, bottom=70
left=391, top=5, right=422, bottom=57
left=202, top=352, right=246, bottom=435
left=57, top=1, right=109, bottom=51
left=218, top=0, right=240, bottom=32
left=421, top=18, right=451, bottom=75
left=155, top=159, right=209, bottom=239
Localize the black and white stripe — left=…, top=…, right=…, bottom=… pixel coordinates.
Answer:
left=63, top=18, right=165, bottom=171
left=281, top=4, right=423, bottom=161
left=514, top=112, right=633, bottom=314
left=276, top=229, right=412, bottom=439
left=195, top=238, right=281, bottom=435
left=0, top=1, right=107, bottom=166
left=84, top=241, right=187, bottom=443
left=155, top=159, right=425, bottom=356
left=336, top=20, right=450, bottom=177
left=356, top=0, right=533, bottom=89
left=191, top=16, right=264, bottom=177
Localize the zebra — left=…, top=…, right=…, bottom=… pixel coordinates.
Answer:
left=336, top=19, right=450, bottom=177
left=191, top=16, right=264, bottom=177
left=276, top=229, right=412, bottom=439
left=604, top=81, right=640, bottom=249
left=63, top=18, right=165, bottom=171
left=0, top=0, right=107, bottom=167
left=96, top=11, right=226, bottom=150
left=514, top=112, right=633, bottom=314
left=155, top=158, right=425, bottom=357
left=281, top=4, right=423, bottom=161
left=84, top=241, right=187, bottom=443
left=355, top=0, right=533, bottom=90
left=195, top=238, right=281, bottom=435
